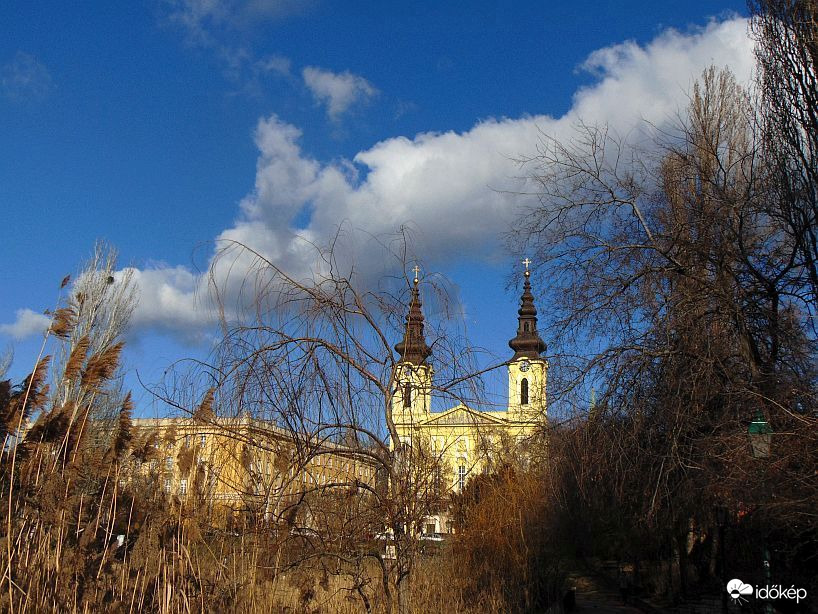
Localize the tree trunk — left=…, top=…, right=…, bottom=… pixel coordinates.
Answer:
left=675, top=526, right=689, bottom=599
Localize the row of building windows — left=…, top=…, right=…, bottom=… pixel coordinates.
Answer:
left=155, top=434, right=207, bottom=451
left=160, top=465, right=376, bottom=496
left=155, top=449, right=500, bottom=499
left=152, top=442, right=373, bottom=480
left=155, top=455, right=374, bottom=494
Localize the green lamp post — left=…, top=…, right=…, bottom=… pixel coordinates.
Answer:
left=748, top=411, right=773, bottom=614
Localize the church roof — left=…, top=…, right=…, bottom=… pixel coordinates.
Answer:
left=508, top=266, right=547, bottom=360
left=394, top=276, right=432, bottom=365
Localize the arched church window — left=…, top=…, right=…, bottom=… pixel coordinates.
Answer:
left=524, top=322, right=530, bottom=332
left=520, top=378, right=529, bottom=405
left=403, top=382, right=412, bottom=409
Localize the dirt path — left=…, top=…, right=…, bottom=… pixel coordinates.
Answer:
left=565, top=570, right=647, bottom=614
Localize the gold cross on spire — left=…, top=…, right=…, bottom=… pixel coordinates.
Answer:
left=412, top=265, right=420, bottom=284
left=522, top=257, right=531, bottom=276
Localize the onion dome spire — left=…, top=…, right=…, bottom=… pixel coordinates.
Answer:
left=508, top=258, right=547, bottom=360
left=394, top=266, right=432, bottom=365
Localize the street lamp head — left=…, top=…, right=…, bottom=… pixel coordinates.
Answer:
left=748, top=411, right=772, bottom=459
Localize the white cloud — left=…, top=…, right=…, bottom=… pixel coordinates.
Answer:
left=1, top=52, right=53, bottom=102
left=0, top=309, right=51, bottom=340
left=122, top=266, right=220, bottom=345
left=165, top=0, right=307, bottom=42
left=256, top=54, right=291, bottom=77
left=125, top=17, right=755, bottom=339
left=573, top=19, right=754, bottom=128
left=302, top=66, right=378, bottom=120
left=164, top=2, right=298, bottom=97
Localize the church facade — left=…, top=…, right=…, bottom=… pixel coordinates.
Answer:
left=390, top=264, right=548, bottom=534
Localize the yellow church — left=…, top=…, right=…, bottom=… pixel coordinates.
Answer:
left=127, top=264, right=547, bottom=536
left=390, top=263, right=548, bottom=534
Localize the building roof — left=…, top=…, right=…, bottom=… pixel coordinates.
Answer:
left=394, top=277, right=432, bottom=365
left=508, top=268, right=547, bottom=360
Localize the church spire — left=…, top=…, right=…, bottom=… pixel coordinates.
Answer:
left=394, top=268, right=432, bottom=365
left=508, top=259, right=547, bottom=360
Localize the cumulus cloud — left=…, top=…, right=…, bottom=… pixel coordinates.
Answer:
left=573, top=20, right=754, bottom=128
left=124, top=266, right=209, bottom=336
left=302, top=66, right=378, bottom=120
left=1, top=52, right=53, bottom=102
left=0, top=309, right=51, bottom=340
left=126, top=17, right=754, bottom=339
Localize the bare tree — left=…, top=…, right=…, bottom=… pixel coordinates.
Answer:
left=180, top=235, right=487, bottom=613
left=513, top=67, right=817, bottom=599
left=751, top=0, right=818, bottom=305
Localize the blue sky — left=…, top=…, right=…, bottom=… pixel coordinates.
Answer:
left=1, top=0, right=752, bottom=414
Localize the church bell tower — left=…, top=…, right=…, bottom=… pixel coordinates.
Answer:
left=507, top=259, right=547, bottom=419
left=392, top=267, right=433, bottom=426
